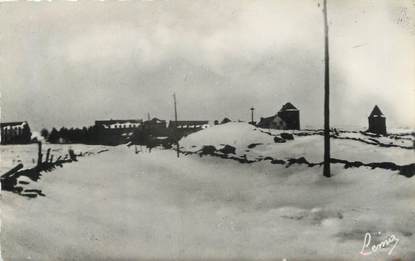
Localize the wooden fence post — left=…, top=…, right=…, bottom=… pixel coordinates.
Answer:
left=68, top=149, right=77, bottom=161
left=45, top=148, right=51, bottom=163
left=37, top=141, right=43, bottom=167
left=1, top=163, right=24, bottom=179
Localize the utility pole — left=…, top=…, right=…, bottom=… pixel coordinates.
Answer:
left=250, top=107, right=255, bottom=124
left=173, top=93, right=179, bottom=158
left=147, top=112, right=150, bottom=121
left=323, top=0, right=331, bottom=177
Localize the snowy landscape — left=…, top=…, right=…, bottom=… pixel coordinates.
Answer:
left=2, top=0, right=415, bottom=260
left=1, top=123, right=414, bottom=260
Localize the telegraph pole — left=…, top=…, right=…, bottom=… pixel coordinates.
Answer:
left=173, top=93, right=179, bottom=158
left=323, top=0, right=331, bottom=177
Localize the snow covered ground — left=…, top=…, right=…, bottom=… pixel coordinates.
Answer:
left=1, top=124, right=414, bottom=260
left=180, top=123, right=414, bottom=165
left=0, top=144, right=109, bottom=175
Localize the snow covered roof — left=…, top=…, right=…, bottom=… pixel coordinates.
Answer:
left=279, top=102, right=299, bottom=112
left=0, top=121, right=28, bottom=128
left=369, top=105, right=385, bottom=118
left=95, top=119, right=143, bottom=126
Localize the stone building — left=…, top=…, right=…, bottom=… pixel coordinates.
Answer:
left=257, top=102, right=300, bottom=130
left=368, top=105, right=387, bottom=135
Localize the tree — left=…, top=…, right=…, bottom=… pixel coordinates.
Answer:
left=48, top=128, right=59, bottom=143
left=21, top=124, right=32, bottom=143
left=59, top=127, right=69, bottom=143
left=40, top=128, right=49, bottom=139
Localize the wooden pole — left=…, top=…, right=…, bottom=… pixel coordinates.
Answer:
left=45, top=148, right=51, bottom=164
left=173, top=93, right=179, bottom=158
left=37, top=141, right=43, bottom=167
left=323, top=0, right=331, bottom=177
left=1, top=164, right=23, bottom=179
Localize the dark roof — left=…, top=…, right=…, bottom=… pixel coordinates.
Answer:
left=169, top=120, right=209, bottom=128
left=95, top=119, right=143, bottom=126
left=369, top=105, right=385, bottom=118
left=279, top=102, right=298, bottom=112
left=257, top=116, right=276, bottom=125
left=0, top=121, right=28, bottom=127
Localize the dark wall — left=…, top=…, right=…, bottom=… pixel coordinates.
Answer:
left=368, top=117, right=387, bottom=135
left=95, top=127, right=138, bottom=145
left=1, top=125, right=32, bottom=145
left=277, top=111, right=300, bottom=130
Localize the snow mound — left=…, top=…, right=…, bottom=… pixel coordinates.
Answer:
left=180, top=122, right=273, bottom=150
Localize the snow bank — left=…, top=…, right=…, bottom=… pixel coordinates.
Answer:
left=180, top=122, right=273, bottom=150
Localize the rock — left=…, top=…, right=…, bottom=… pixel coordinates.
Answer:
left=219, top=145, right=236, bottom=154
left=274, top=137, right=286, bottom=143
left=199, top=145, right=217, bottom=156
left=248, top=143, right=263, bottom=148
left=399, top=164, right=415, bottom=177
left=271, top=159, right=286, bottom=165
left=281, top=133, right=294, bottom=140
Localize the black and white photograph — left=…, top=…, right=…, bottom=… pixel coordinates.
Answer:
left=0, top=0, right=414, bottom=260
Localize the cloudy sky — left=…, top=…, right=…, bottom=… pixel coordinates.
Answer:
left=1, top=0, right=414, bottom=131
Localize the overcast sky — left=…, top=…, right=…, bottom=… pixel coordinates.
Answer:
left=1, top=0, right=414, bottom=131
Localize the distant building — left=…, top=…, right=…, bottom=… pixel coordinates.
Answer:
left=368, top=105, right=387, bottom=135
left=257, top=115, right=286, bottom=129
left=168, top=120, right=209, bottom=130
left=1, top=121, right=32, bottom=145
left=95, top=119, right=143, bottom=129
left=143, top=117, right=166, bottom=129
left=94, top=119, right=143, bottom=145
left=142, top=117, right=168, bottom=137
left=257, top=103, right=300, bottom=130
left=277, top=103, right=300, bottom=130
left=168, top=120, right=209, bottom=138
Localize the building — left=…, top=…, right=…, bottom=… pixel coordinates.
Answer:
left=277, top=102, right=300, bottom=130
left=168, top=120, right=209, bottom=137
left=142, top=117, right=168, bottom=137
left=368, top=105, right=387, bottom=135
left=256, top=115, right=286, bottom=129
left=143, top=117, right=166, bottom=129
left=94, top=119, right=143, bottom=145
left=168, top=120, right=209, bottom=129
left=257, top=102, right=300, bottom=130
left=1, top=121, right=32, bottom=145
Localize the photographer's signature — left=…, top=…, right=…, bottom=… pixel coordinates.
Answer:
left=360, top=232, right=399, bottom=256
